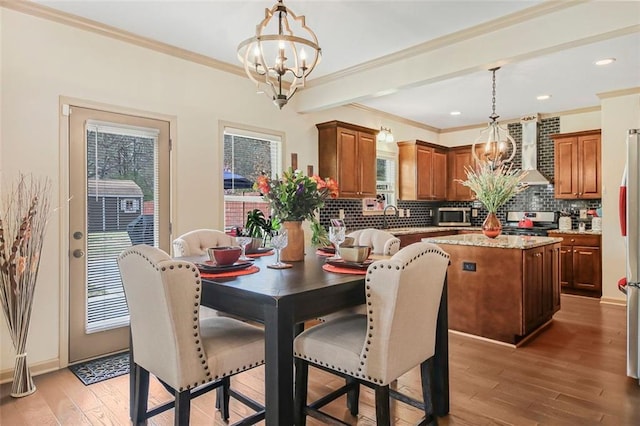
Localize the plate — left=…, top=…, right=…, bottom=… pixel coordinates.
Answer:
left=196, top=260, right=253, bottom=273
left=325, top=258, right=374, bottom=270
left=245, top=247, right=273, bottom=255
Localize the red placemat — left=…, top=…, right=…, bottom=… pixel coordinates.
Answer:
left=322, top=264, right=367, bottom=275
left=200, top=265, right=260, bottom=278
left=247, top=250, right=273, bottom=258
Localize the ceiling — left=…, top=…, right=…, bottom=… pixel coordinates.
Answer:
left=29, top=0, right=640, bottom=130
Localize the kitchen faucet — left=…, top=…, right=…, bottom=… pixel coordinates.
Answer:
left=382, top=205, right=398, bottom=229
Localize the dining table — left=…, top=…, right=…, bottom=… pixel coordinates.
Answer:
left=129, top=248, right=449, bottom=425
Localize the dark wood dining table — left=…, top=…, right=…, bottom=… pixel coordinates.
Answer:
left=130, top=249, right=449, bottom=425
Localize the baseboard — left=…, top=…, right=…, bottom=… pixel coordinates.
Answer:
left=600, top=296, right=626, bottom=306
left=0, top=358, right=60, bottom=385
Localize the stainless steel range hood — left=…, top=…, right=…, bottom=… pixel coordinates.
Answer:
left=520, top=115, right=552, bottom=185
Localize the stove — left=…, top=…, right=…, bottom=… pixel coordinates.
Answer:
left=502, top=211, right=559, bottom=236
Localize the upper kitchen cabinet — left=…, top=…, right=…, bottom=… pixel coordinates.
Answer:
left=398, top=140, right=447, bottom=201
left=552, top=129, right=601, bottom=199
left=317, top=121, right=377, bottom=198
left=447, top=145, right=474, bottom=201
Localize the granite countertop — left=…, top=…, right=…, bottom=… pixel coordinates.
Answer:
left=548, top=229, right=602, bottom=236
left=422, top=233, right=563, bottom=249
left=386, top=226, right=481, bottom=235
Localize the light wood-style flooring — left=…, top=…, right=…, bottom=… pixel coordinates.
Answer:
left=2, top=295, right=639, bottom=425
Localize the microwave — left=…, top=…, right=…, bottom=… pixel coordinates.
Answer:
left=435, top=207, right=471, bottom=226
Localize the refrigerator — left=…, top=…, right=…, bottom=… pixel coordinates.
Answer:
left=620, top=128, right=640, bottom=383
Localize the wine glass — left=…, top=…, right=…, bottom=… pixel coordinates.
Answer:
left=269, top=229, right=289, bottom=268
left=328, top=224, right=346, bottom=260
left=236, top=236, right=253, bottom=261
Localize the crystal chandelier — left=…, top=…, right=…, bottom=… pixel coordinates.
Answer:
left=471, top=67, right=516, bottom=168
left=237, top=0, right=321, bottom=109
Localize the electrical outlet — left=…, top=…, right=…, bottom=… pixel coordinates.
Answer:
left=429, top=209, right=433, bottom=217
left=472, top=208, right=478, bottom=218
left=406, top=209, right=411, bottom=217
left=338, top=209, right=345, bottom=219
left=398, top=209, right=404, bottom=217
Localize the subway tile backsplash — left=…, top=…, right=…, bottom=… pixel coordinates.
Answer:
left=319, top=117, right=601, bottom=231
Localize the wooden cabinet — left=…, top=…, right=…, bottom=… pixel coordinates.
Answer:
left=554, top=233, right=602, bottom=297
left=552, top=129, right=601, bottom=199
left=442, top=242, right=561, bottom=344
left=317, top=121, right=377, bottom=198
left=398, top=140, right=447, bottom=201
left=447, top=145, right=474, bottom=201
left=523, top=244, right=561, bottom=334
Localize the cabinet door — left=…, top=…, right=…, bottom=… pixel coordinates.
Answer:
left=358, top=131, right=377, bottom=197
left=578, top=134, right=601, bottom=198
left=544, top=244, right=561, bottom=315
left=524, top=247, right=544, bottom=333
left=416, top=146, right=433, bottom=199
left=448, top=148, right=473, bottom=201
left=337, top=127, right=360, bottom=198
left=572, top=246, right=602, bottom=291
left=432, top=149, right=448, bottom=200
left=554, top=137, right=578, bottom=199
left=559, top=245, right=573, bottom=288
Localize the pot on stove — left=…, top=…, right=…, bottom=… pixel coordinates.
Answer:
left=518, top=217, right=534, bottom=228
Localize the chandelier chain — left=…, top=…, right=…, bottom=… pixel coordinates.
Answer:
left=489, top=67, right=499, bottom=122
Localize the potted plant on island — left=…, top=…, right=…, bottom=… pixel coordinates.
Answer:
left=457, top=161, right=528, bottom=238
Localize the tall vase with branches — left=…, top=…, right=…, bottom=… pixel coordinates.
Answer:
left=0, top=174, right=52, bottom=397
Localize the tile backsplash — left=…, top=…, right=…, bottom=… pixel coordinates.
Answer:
left=319, top=117, right=601, bottom=231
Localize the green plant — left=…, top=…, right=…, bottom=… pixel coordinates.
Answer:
left=457, top=161, right=528, bottom=213
left=310, top=221, right=331, bottom=247
left=244, top=209, right=280, bottom=241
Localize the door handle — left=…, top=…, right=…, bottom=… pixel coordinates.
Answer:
left=73, top=249, right=84, bottom=258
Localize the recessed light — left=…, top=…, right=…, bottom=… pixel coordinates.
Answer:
left=595, top=58, right=616, bottom=66
left=450, top=111, right=461, bottom=116
left=537, top=94, right=552, bottom=100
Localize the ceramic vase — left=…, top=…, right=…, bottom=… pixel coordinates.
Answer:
left=482, top=212, right=502, bottom=238
left=281, top=221, right=304, bottom=261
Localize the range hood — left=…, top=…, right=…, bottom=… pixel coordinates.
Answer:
left=520, top=115, right=552, bottom=185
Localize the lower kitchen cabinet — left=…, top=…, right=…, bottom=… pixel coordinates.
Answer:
left=524, top=244, right=561, bottom=334
left=554, top=233, right=602, bottom=297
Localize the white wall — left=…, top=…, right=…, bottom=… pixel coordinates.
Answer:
left=560, top=110, right=601, bottom=133
left=0, top=9, right=437, bottom=372
left=600, top=93, right=640, bottom=302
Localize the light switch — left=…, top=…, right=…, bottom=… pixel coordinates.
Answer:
left=338, top=209, right=345, bottom=219
left=406, top=209, right=411, bottom=217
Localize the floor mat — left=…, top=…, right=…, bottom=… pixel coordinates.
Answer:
left=69, top=352, right=129, bottom=385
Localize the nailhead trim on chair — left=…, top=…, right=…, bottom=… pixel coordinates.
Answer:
left=296, top=244, right=450, bottom=386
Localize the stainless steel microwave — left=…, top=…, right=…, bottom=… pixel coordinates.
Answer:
left=435, top=207, right=471, bottom=226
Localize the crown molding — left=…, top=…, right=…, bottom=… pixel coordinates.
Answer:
left=597, top=87, right=640, bottom=99
left=348, top=104, right=441, bottom=134
left=1, top=0, right=246, bottom=78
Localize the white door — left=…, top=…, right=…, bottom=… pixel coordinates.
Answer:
left=68, top=106, right=170, bottom=363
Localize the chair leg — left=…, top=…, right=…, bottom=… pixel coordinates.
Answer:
left=174, top=389, right=191, bottom=426
left=346, top=376, right=360, bottom=416
left=294, top=357, right=309, bottom=426
left=375, top=385, right=391, bottom=426
left=420, top=358, right=437, bottom=424
left=217, top=376, right=231, bottom=421
left=132, top=364, right=149, bottom=425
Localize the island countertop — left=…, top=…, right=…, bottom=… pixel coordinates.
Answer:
left=386, top=226, right=481, bottom=235
left=423, top=233, right=563, bottom=249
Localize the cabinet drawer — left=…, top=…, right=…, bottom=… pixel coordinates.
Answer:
left=553, top=233, right=600, bottom=247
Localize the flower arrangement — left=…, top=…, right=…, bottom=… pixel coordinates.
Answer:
left=457, top=161, right=528, bottom=213
left=255, top=167, right=338, bottom=222
left=0, top=173, right=52, bottom=397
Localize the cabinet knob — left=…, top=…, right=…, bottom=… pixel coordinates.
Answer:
left=574, top=250, right=577, bottom=253
left=574, top=193, right=578, bottom=196
left=570, top=238, right=575, bottom=242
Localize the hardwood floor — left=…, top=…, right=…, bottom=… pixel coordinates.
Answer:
left=2, top=295, right=639, bottom=425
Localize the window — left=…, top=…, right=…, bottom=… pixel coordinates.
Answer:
left=120, top=198, right=140, bottom=213
left=376, top=152, right=397, bottom=206
left=223, top=126, right=283, bottom=230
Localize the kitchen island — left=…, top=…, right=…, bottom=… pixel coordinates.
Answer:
left=423, top=234, right=563, bottom=345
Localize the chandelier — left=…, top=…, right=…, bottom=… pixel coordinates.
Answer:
left=237, top=0, right=322, bottom=109
left=377, top=127, right=394, bottom=143
left=471, top=67, right=516, bottom=168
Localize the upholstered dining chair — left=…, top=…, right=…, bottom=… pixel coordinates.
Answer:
left=294, top=242, right=450, bottom=425
left=347, top=228, right=401, bottom=256
left=118, top=245, right=265, bottom=426
left=172, top=229, right=236, bottom=257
